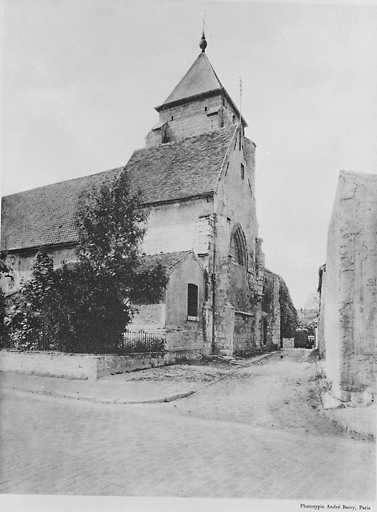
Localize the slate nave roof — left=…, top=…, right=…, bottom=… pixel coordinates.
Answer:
left=1, top=126, right=237, bottom=252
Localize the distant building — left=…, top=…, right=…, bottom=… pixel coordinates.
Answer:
left=297, top=308, right=318, bottom=326
left=318, top=171, right=377, bottom=404
left=1, top=33, right=281, bottom=356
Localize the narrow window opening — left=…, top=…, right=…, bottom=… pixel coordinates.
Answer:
left=187, top=284, right=199, bottom=318
left=241, top=163, right=245, bottom=180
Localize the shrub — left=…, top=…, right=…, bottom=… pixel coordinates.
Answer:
left=7, top=171, right=168, bottom=353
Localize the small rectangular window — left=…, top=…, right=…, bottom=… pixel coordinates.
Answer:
left=187, top=283, right=199, bottom=318
left=241, top=163, right=245, bottom=180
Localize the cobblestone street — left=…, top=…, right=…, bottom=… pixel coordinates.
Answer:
left=0, top=350, right=375, bottom=503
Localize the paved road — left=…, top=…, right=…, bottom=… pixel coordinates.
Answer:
left=0, top=350, right=375, bottom=500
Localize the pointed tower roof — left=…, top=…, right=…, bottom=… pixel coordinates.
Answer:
left=155, top=33, right=247, bottom=126
left=158, top=52, right=223, bottom=109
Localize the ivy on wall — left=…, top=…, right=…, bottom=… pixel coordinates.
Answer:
left=263, top=270, right=298, bottom=339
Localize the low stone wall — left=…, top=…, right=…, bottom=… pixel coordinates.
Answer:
left=96, top=352, right=166, bottom=378
left=0, top=349, right=168, bottom=380
left=0, top=350, right=99, bottom=380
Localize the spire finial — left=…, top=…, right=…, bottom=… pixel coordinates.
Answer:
left=199, top=12, right=207, bottom=52
left=199, top=31, right=207, bottom=52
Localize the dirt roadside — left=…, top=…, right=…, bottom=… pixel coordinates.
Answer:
left=142, top=348, right=374, bottom=442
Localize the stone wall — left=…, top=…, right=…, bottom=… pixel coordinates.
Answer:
left=141, top=198, right=213, bottom=256
left=212, top=128, right=263, bottom=354
left=262, top=269, right=281, bottom=348
left=0, top=350, right=103, bottom=380
left=0, top=244, right=77, bottom=294
left=129, top=252, right=210, bottom=354
left=165, top=252, right=209, bottom=352
left=0, top=349, right=190, bottom=380
left=233, top=311, right=255, bottom=354
left=145, top=93, right=240, bottom=147
left=320, top=171, right=377, bottom=403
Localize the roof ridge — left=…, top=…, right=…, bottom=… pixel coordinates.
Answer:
left=2, top=167, right=123, bottom=200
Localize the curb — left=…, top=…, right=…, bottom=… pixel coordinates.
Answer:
left=2, top=386, right=197, bottom=405
left=1, top=351, right=276, bottom=405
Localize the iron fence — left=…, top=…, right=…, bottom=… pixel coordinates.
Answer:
left=1, top=327, right=165, bottom=354
left=121, top=330, right=165, bottom=354
left=0, top=327, right=56, bottom=351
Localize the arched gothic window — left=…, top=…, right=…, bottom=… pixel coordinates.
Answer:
left=230, top=225, right=247, bottom=267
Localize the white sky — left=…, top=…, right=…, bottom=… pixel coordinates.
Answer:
left=2, top=0, right=377, bottom=309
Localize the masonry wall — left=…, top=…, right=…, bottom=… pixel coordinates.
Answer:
left=212, top=129, right=267, bottom=353
left=128, top=253, right=210, bottom=354
left=165, top=253, right=209, bottom=353
left=128, top=303, right=166, bottom=331
left=141, top=198, right=214, bottom=257
left=262, top=271, right=281, bottom=348
left=146, top=93, right=240, bottom=147
left=233, top=311, right=255, bottom=355
left=214, top=132, right=258, bottom=268
left=1, top=244, right=77, bottom=294
left=321, top=171, right=377, bottom=403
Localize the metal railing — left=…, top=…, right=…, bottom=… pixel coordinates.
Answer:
left=0, top=327, right=56, bottom=351
left=1, top=327, right=166, bottom=354
left=121, top=329, right=165, bottom=354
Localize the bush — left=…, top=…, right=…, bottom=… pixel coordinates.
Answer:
left=6, top=171, right=168, bottom=353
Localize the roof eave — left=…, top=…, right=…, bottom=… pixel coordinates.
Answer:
left=141, top=191, right=214, bottom=208
left=2, top=240, right=78, bottom=254
left=155, top=87, right=248, bottom=127
left=155, top=88, right=223, bottom=112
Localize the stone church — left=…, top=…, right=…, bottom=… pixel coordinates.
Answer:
left=1, top=33, right=281, bottom=356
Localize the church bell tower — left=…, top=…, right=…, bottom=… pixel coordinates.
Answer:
left=145, top=32, right=247, bottom=147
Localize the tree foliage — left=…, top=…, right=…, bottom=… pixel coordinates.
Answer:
left=278, top=276, right=299, bottom=339
left=0, top=254, right=13, bottom=347
left=7, top=171, right=168, bottom=353
left=262, top=271, right=298, bottom=339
